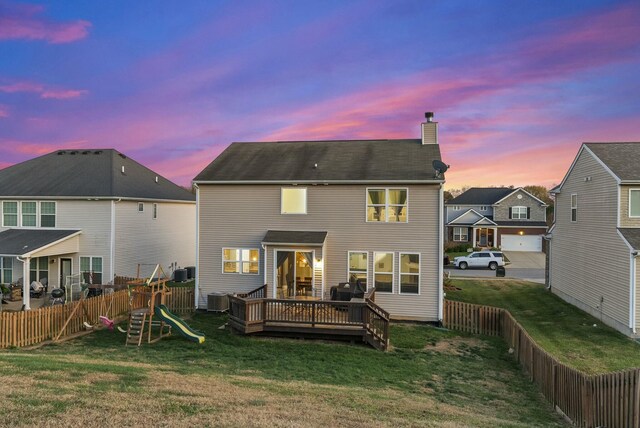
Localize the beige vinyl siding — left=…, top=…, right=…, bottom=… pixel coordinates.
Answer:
left=619, top=185, right=640, bottom=228
left=198, top=184, right=440, bottom=321
left=636, top=258, right=640, bottom=333
left=550, top=149, right=632, bottom=333
left=114, top=201, right=195, bottom=278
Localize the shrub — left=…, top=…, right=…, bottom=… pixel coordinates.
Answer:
left=445, top=243, right=472, bottom=253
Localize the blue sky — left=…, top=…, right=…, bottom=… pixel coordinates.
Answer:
left=1, top=0, right=639, bottom=188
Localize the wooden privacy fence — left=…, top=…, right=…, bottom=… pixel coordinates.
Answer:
left=0, top=286, right=195, bottom=348
left=443, top=299, right=640, bottom=428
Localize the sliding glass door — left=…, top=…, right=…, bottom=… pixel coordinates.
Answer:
left=275, top=250, right=313, bottom=299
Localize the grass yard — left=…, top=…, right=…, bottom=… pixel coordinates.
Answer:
left=446, top=279, right=640, bottom=374
left=0, top=313, right=566, bottom=427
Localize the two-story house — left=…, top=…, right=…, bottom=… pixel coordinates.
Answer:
left=0, top=149, right=196, bottom=309
left=193, top=116, right=445, bottom=321
left=445, top=187, right=548, bottom=251
left=548, top=142, right=640, bottom=338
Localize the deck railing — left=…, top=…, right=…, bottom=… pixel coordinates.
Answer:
left=228, top=285, right=389, bottom=350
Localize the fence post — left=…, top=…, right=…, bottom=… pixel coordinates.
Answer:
left=583, top=377, right=593, bottom=428
left=634, top=369, right=640, bottom=428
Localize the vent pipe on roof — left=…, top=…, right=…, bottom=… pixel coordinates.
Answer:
left=421, top=112, right=438, bottom=145
left=121, top=166, right=125, bottom=174
left=155, top=176, right=159, bottom=183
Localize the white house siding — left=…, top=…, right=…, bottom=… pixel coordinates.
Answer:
left=197, top=184, right=441, bottom=321
left=0, top=200, right=113, bottom=288
left=114, top=200, right=195, bottom=279
left=550, top=150, right=632, bottom=334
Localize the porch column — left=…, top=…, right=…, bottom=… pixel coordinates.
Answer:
left=22, top=256, right=30, bottom=310
left=472, top=228, right=477, bottom=248
left=493, top=228, right=498, bottom=248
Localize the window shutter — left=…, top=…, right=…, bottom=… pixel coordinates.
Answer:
left=509, top=207, right=512, bottom=219
left=527, top=207, right=531, bottom=219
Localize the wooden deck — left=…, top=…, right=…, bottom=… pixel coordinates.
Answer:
left=228, top=285, right=390, bottom=351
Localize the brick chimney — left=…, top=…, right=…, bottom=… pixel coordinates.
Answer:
left=421, top=112, right=438, bottom=144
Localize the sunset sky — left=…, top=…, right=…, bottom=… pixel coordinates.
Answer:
left=1, top=0, right=638, bottom=190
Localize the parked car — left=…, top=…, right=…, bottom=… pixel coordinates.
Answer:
left=453, top=251, right=505, bottom=270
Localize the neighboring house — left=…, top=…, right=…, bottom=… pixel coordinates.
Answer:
left=193, top=116, right=445, bottom=321
left=0, top=149, right=196, bottom=309
left=548, top=142, right=640, bottom=337
left=445, top=187, right=548, bottom=251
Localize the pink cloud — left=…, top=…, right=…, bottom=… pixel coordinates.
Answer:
left=0, top=80, right=87, bottom=99
left=0, top=139, right=90, bottom=156
left=0, top=104, right=8, bottom=118
left=0, top=1, right=91, bottom=43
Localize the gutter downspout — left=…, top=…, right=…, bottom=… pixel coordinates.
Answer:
left=17, top=256, right=30, bottom=310
left=438, top=184, right=444, bottom=322
left=110, top=199, right=121, bottom=284
left=194, top=183, right=200, bottom=309
left=631, top=252, right=638, bottom=334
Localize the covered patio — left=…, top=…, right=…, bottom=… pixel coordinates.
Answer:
left=0, top=229, right=81, bottom=310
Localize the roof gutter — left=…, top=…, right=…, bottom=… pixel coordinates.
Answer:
left=192, top=179, right=445, bottom=185
left=0, top=196, right=195, bottom=204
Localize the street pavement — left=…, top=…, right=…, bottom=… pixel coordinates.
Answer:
left=445, top=266, right=545, bottom=284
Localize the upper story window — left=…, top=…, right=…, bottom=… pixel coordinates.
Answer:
left=2, top=202, right=18, bottom=227
left=510, top=206, right=528, bottom=220
left=138, top=202, right=144, bottom=212
left=479, top=206, right=488, bottom=211
left=2, top=201, right=56, bottom=228
left=452, top=206, right=460, bottom=210
left=40, top=202, right=56, bottom=227
left=153, top=203, right=158, bottom=220
left=571, top=194, right=578, bottom=222
left=629, top=189, right=640, bottom=218
left=281, top=188, right=307, bottom=214
left=367, top=188, right=408, bottom=223
left=22, top=202, right=37, bottom=227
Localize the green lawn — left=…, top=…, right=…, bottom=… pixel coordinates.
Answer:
left=446, top=279, right=640, bottom=374
left=0, top=313, right=566, bottom=427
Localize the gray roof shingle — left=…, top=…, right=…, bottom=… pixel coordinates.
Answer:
left=0, top=149, right=195, bottom=201
left=194, top=140, right=444, bottom=182
left=447, top=188, right=514, bottom=205
left=0, top=229, right=80, bottom=256
left=262, top=230, right=327, bottom=245
left=585, top=143, right=640, bottom=181
left=618, top=228, right=640, bottom=250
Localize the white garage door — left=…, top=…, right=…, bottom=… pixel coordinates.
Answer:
left=501, top=234, right=542, bottom=252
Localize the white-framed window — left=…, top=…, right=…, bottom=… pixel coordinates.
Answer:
left=2, top=201, right=18, bottom=227
left=400, top=253, right=420, bottom=294
left=222, top=248, right=259, bottom=274
left=373, top=252, right=394, bottom=293
left=21, top=201, right=37, bottom=227
left=281, top=188, right=307, bottom=214
left=366, top=188, right=408, bottom=222
left=480, top=206, right=488, bottom=211
left=80, top=256, right=103, bottom=284
left=453, top=227, right=468, bottom=241
left=40, top=201, right=56, bottom=227
left=138, top=202, right=144, bottom=212
left=347, top=251, right=368, bottom=289
left=29, top=256, right=48, bottom=283
left=153, top=203, right=158, bottom=220
left=452, top=206, right=460, bottom=210
left=511, top=206, right=528, bottom=220
left=571, top=194, right=577, bottom=222
left=1, top=257, right=12, bottom=284
left=629, top=189, right=640, bottom=218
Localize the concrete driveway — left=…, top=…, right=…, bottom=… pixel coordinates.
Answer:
left=503, top=251, right=546, bottom=269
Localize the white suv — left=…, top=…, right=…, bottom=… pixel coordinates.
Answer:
left=453, top=251, right=505, bottom=270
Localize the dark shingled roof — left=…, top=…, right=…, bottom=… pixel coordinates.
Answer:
left=585, top=143, right=640, bottom=181
left=496, top=221, right=548, bottom=227
left=618, top=228, right=640, bottom=250
left=0, top=229, right=80, bottom=256
left=262, top=230, right=327, bottom=245
left=0, top=149, right=195, bottom=201
left=447, top=188, right=514, bottom=205
left=194, top=140, right=443, bottom=182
